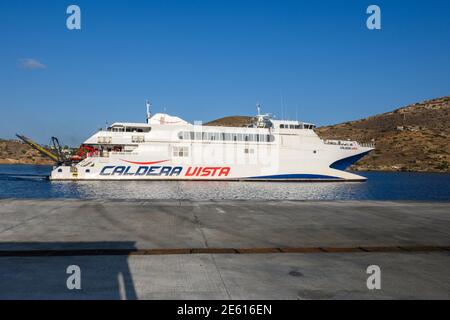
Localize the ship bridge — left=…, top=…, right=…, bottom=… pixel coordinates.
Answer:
left=271, top=119, right=316, bottom=130
left=107, top=123, right=152, bottom=133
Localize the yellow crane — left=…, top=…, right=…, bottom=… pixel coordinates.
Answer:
left=15, top=134, right=65, bottom=164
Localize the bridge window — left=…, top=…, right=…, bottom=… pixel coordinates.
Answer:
left=97, top=136, right=112, bottom=144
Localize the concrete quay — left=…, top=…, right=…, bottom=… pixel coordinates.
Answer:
left=0, top=199, right=449, bottom=299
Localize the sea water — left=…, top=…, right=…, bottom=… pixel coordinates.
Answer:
left=0, top=164, right=449, bottom=201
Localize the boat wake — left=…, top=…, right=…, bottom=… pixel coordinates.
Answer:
left=0, top=172, right=49, bottom=181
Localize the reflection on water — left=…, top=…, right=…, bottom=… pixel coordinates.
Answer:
left=0, top=164, right=449, bottom=201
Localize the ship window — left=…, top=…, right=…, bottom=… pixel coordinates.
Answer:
left=178, top=132, right=183, bottom=139
left=290, top=125, right=295, bottom=129
left=173, top=146, right=189, bottom=157
left=126, top=127, right=150, bottom=133
left=85, top=169, right=90, bottom=173
left=266, top=135, right=275, bottom=142
left=98, top=136, right=112, bottom=144
left=186, top=131, right=274, bottom=143
left=58, top=168, right=62, bottom=173
left=280, top=124, right=284, bottom=129
left=244, top=148, right=254, bottom=154
left=131, top=136, right=145, bottom=143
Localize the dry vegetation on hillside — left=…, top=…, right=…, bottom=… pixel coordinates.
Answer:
left=205, top=116, right=254, bottom=127
left=0, top=140, right=54, bottom=165
left=316, top=96, right=450, bottom=172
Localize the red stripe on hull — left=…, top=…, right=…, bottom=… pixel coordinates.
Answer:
left=120, top=159, right=169, bottom=165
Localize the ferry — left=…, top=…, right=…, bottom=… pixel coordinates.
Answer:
left=49, top=102, right=374, bottom=181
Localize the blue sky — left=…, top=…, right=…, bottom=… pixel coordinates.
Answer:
left=1, top=0, right=449, bottom=145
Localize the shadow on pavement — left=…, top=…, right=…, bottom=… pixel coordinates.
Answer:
left=0, top=241, right=137, bottom=300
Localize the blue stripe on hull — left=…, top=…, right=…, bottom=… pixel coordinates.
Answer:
left=247, top=174, right=341, bottom=180
left=329, top=151, right=371, bottom=171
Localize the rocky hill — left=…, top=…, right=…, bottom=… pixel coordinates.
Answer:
left=205, top=116, right=254, bottom=127
left=316, top=96, right=449, bottom=172
left=0, top=139, right=54, bottom=165
left=206, top=96, right=450, bottom=172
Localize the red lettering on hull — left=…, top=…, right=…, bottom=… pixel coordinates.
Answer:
left=185, top=166, right=231, bottom=177
left=185, top=167, right=200, bottom=176
left=218, top=167, right=230, bottom=176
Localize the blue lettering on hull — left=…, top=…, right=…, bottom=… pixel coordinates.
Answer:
left=100, top=165, right=183, bottom=177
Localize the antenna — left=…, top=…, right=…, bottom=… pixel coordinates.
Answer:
left=256, top=102, right=261, bottom=116
left=280, top=92, right=285, bottom=120
left=146, top=100, right=152, bottom=122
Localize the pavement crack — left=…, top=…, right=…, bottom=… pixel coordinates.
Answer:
left=210, top=253, right=232, bottom=299
left=192, top=204, right=209, bottom=248
left=0, top=206, right=60, bottom=234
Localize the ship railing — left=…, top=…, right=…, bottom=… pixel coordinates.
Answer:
left=86, top=151, right=139, bottom=158
left=358, top=142, right=375, bottom=148
left=324, top=139, right=375, bottom=148
left=324, top=139, right=356, bottom=146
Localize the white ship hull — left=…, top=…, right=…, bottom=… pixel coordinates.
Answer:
left=50, top=111, right=374, bottom=181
